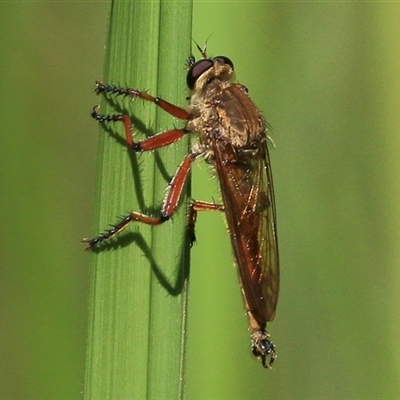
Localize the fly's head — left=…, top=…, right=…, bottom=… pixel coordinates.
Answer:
left=252, top=330, right=277, bottom=369
left=186, top=56, right=234, bottom=96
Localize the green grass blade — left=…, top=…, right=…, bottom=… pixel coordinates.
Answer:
left=84, top=1, right=192, bottom=398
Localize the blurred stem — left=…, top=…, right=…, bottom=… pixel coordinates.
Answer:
left=84, top=1, right=192, bottom=399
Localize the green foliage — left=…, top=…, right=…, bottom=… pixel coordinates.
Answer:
left=84, top=1, right=192, bottom=399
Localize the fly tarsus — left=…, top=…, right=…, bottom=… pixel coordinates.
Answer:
left=186, top=219, right=196, bottom=247
left=94, top=81, right=190, bottom=120
left=91, top=105, right=123, bottom=123
left=82, top=215, right=132, bottom=251
left=82, top=213, right=167, bottom=251
left=94, top=81, right=129, bottom=97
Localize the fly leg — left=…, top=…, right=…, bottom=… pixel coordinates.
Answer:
left=91, top=106, right=189, bottom=150
left=95, top=81, right=190, bottom=119
left=92, top=81, right=191, bottom=149
left=187, top=201, right=225, bottom=246
left=83, top=152, right=196, bottom=251
left=84, top=82, right=195, bottom=250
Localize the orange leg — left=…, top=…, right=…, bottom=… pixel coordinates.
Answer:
left=95, top=81, right=190, bottom=120
left=84, top=82, right=220, bottom=250
left=91, top=81, right=191, bottom=150
left=83, top=153, right=195, bottom=250
left=91, top=106, right=188, bottom=151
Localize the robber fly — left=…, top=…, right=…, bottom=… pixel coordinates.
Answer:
left=83, top=45, right=279, bottom=369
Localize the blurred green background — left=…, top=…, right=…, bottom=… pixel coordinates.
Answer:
left=1, top=1, right=400, bottom=399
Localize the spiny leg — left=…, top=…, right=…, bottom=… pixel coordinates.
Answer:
left=95, top=81, right=190, bottom=120
left=91, top=106, right=188, bottom=150
left=84, top=82, right=195, bottom=250
left=83, top=153, right=196, bottom=250
left=92, top=80, right=192, bottom=150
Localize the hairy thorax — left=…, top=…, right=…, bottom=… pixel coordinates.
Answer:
left=186, top=78, right=266, bottom=163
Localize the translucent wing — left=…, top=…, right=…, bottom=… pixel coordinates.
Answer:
left=213, top=139, right=279, bottom=327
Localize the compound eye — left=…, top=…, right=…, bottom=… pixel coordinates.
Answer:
left=186, top=59, right=213, bottom=90
left=212, top=56, right=234, bottom=70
